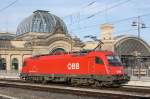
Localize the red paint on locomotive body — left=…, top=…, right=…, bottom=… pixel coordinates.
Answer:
left=21, top=51, right=125, bottom=76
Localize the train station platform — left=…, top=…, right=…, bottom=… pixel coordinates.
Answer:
left=125, top=80, right=150, bottom=87
left=0, top=72, right=19, bottom=79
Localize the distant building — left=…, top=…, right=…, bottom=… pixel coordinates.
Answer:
left=84, top=24, right=150, bottom=70
left=0, top=10, right=84, bottom=73
left=101, top=24, right=150, bottom=68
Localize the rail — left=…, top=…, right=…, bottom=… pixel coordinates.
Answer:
left=0, top=79, right=149, bottom=99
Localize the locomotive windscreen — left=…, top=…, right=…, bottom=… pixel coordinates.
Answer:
left=107, top=55, right=122, bottom=66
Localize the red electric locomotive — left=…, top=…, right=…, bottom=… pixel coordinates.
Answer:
left=20, top=50, right=130, bottom=87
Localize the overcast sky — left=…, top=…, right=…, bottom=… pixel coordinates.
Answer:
left=0, top=0, right=150, bottom=43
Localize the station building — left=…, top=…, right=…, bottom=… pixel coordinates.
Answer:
left=85, top=24, right=150, bottom=65
left=0, top=10, right=84, bottom=74
left=84, top=24, right=150, bottom=79
left=0, top=10, right=150, bottom=79
left=99, top=24, right=150, bottom=68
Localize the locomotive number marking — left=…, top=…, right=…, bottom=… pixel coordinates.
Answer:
left=67, top=63, right=80, bottom=70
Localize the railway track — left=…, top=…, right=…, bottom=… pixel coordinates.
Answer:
left=0, top=79, right=149, bottom=99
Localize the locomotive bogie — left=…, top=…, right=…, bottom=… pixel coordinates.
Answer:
left=20, top=73, right=129, bottom=87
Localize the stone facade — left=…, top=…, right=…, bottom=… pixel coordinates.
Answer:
left=0, top=32, right=84, bottom=73
left=0, top=10, right=84, bottom=73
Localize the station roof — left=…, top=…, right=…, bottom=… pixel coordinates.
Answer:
left=114, top=35, right=150, bottom=56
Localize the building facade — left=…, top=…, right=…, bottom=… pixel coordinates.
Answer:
left=100, top=24, right=150, bottom=69
left=0, top=10, right=84, bottom=74
left=0, top=10, right=150, bottom=79
left=84, top=24, right=150, bottom=68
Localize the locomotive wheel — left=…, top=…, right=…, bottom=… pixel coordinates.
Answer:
left=42, top=77, right=47, bottom=84
left=70, top=80, right=80, bottom=87
left=91, top=81, right=102, bottom=88
left=66, top=78, right=71, bottom=85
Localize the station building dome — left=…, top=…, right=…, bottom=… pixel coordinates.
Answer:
left=16, top=10, right=68, bottom=35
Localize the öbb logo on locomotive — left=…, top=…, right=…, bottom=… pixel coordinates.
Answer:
left=67, top=63, right=80, bottom=70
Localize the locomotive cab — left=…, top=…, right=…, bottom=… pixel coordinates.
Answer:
left=105, top=54, right=130, bottom=84
left=106, top=55, right=124, bottom=74
left=88, top=51, right=130, bottom=86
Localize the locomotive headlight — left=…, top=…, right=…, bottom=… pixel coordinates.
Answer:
left=116, top=68, right=124, bottom=74
left=116, top=70, right=121, bottom=74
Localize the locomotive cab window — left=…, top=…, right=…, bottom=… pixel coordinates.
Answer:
left=107, top=55, right=122, bottom=66
left=95, top=56, right=103, bottom=64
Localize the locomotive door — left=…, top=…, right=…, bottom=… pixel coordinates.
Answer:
left=88, top=57, right=95, bottom=74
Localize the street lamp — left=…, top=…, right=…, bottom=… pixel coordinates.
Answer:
left=131, top=16, right=146, bottom=79
left=132, top=16, right=146, bottom=38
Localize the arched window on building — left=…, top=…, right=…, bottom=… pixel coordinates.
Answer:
left=11, top=58, right=18, bottom=70
left=0, top=58, right=6, bottom=70
left=51, top=48, right=66, bottom=54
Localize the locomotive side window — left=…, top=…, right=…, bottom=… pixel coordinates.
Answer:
left=107, top=55, right=122, bottom=66
left=95, top=56, right=103, bottom=64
